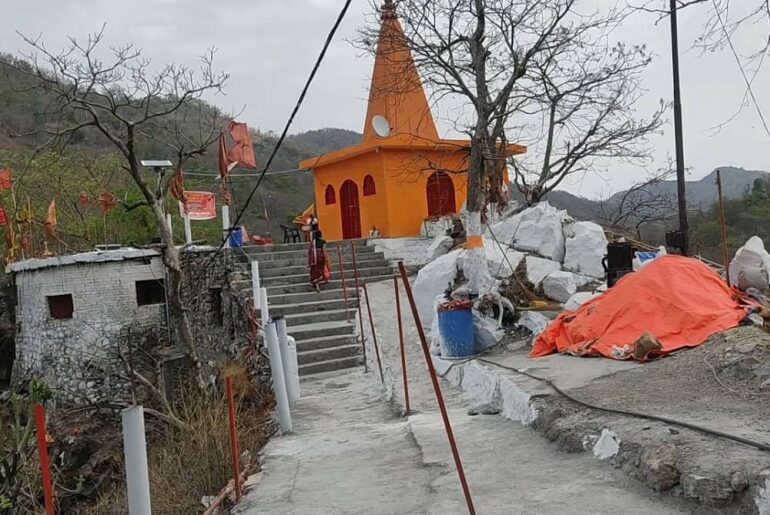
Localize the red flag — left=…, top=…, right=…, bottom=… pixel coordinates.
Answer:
left=79, top=192, right=91, bottom=206
left=170, top=167, right=186, bottom=203
left=218, top=133, right=229, bottom=179
left=227, top=122, right=257, bottom=169
left=0, top=167, right=12, bottom=190
left=99, top=192, right=117, bottom=214
left=43, top=200, right=57, bottom=239
left=0, top=208, right=7, bottom=226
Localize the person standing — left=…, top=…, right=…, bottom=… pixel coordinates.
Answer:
left=307, top=229, right=330, bottom=292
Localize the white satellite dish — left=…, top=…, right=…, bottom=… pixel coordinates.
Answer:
left=371, top=115, right=391, bottom=138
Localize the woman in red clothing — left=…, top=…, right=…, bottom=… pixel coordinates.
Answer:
left=308, top=230, right=330, bottom=292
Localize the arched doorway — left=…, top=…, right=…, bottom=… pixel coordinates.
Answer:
left=426, top=171, right=456, bottom=217
left=340, top=180, right=362, bottom=239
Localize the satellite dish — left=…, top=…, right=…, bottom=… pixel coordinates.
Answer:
left=371, top=115, right=391, bottom=138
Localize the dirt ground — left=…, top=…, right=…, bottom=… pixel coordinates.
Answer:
left=524, top=325, right=770, bottom=512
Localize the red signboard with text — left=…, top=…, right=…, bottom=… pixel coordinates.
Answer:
left=179, top=191, right=216, bottom=220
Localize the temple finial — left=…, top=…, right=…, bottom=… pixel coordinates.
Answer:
left=382, top=0, right=396, bottom=19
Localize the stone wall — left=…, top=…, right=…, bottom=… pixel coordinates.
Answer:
left=11, top=248, right=255, bottom=405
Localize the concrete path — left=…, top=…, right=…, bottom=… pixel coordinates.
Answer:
left=236, top=279, right=695, bottom=514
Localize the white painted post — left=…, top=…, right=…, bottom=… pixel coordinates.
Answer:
left=274, top=316, right=299, bottom=406
left=265, top=321, right=292, bottom=432
left=183, top=214, right=192, bottom=245
left=287, top=335, right=301, bottom=400
left=165, top=213, right=173, bottom=241
left=251, top=261, right=261, bottom=310
left=222, top=205, right=231, bottom=249
left=122, top=406, right=152, bottom=515
left=259, top=287, right=269, bottom=327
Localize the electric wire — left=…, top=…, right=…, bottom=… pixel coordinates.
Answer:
left=209, top=0, right=353, bottom=261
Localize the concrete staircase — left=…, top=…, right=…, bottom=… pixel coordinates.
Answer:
left=232, top=240, right=394, bottom=376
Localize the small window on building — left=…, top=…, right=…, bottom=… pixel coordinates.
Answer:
left=325, top=185, right=336, bottom=205
left=363, top=175, right=376, bottom=196
left=47, top=294, right=73, bottom=320
left=136, top=280, right=166, bottom=306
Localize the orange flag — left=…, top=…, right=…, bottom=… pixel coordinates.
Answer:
left=170, top=167, right=186, bottom=203
left=43, top=200, right=57, bottom=239
left=226, top=122, right=257, bottom=169
left=0, top=208, right=6, bottom=226
left=99, top=192, right=117, bottom=214
left=0, top=167, right=11, bottom=190
left=218, top=133, right=230, bottom=179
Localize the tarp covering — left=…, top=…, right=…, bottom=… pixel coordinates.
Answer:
left=531, top=255, right=748, bottom=360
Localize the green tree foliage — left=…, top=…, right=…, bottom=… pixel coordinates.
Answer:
left=690, top=177, right=770, bottom=261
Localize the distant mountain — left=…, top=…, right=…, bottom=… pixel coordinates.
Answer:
left=606, top=166, right=769, bottom=210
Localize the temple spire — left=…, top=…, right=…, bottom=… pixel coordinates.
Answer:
left=361, top=0, right=439, bottom=144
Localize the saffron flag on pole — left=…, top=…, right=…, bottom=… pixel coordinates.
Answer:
left=170, top=167, right=186, bottom=204
left=99, top=192, right=117, bottom=214
left=0, top=167, right=11, bottom=190
left=0, top=208, right=7, bottom=226
left=218, top=133, right=230, bottom=179
left=226, top=122, right=257, bottom=169
left=43, top=200, right=57, bottom=239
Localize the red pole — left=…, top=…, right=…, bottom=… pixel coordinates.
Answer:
left=350, top=241, right=368, bottom=372
left=397, top=262, right=476, bottom=515
left=363, top=282, right=384, bottom=382
left=225, top=376, right=242, bottom=502
left=394, top=276, right=410, bottom=413
left=338, top=246, right=350, bottom=322
left=34, top=404, right=55, bottom=515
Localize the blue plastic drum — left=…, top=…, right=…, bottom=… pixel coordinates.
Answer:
left=437, top=306, right=475, bottom=358
left=229, top=226, right=243, bottom=248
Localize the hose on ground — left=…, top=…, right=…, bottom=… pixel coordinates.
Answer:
left=474, top=357, right=770, bottom=453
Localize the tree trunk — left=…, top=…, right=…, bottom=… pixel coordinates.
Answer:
left=151, top=202, right=206, bottom=390
left=464, top=133, right=493, bottom=294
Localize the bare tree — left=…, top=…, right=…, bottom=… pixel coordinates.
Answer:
left=2, top=28, right=230, bottom=388
left=363, top=0, right=659, bottom=292
left=597, top=165, right=677, bottom=239
left=510, top=40, right=666, bottom=205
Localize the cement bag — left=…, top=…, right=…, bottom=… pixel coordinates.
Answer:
left=473, top=310, right=504, bottom=352
left=729, top=236, right=770, bottom=291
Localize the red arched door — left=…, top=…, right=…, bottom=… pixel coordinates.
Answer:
left=340, top=180, right=362, bottom=239
left=426, top=171, right=456, bottom=217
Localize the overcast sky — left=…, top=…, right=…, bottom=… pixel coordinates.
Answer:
left=2, top=0, right=769, bottom=199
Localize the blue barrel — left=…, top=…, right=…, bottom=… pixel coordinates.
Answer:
left=229, top=226, right=243, bottom=248
left=437, top=306, right=475, bottom=358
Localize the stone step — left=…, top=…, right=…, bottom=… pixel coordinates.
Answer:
left=262, top=266, right=394, bottom=286
left=268, top=288, right=349, bottom=305
left=259, top=258, right=390, bottom=279
left=295, top=334, right=357, bottom=352
left=288, top=320, right=355, bottom=341
left=297, top=343, right=361, bottom=365
left=285, top=308, right=353, bottom=326
left=271, top=298, right=358, bottom=317
left=264, top=275, right=395, bottom=295
left=253, top=253, right=385, bottom=270
left=241, top=239, right=369, bottom=255
left=298, top=355, right=363, bottom=376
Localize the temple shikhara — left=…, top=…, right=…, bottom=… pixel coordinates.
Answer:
left=299, top=0, right=526, bottom=240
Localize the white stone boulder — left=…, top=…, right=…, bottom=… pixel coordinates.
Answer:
left=563, top=221, right=608, bottom=278
left=542, top=270, right=578, bottom=303
left=426, top=234, right=454, bottom=260
left=729, top=236, right=770, bottom=291
left=488, top=201, right=572, bottom=262
left=484, top=239, right=524, bottom=278
left=414, top=250, right=461, bottom=328
left=564, top=291, right=597, bottom=311
left=525, top=256, right=561, bottom=287
left=516, top=311, right=552, bottom=337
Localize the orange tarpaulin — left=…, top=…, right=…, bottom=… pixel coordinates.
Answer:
left=531, top=255, right=749, bottom=361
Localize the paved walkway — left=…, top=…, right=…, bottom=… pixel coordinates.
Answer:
left=236, top=279, right=695, bottom=515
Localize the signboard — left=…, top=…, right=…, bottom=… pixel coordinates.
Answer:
left=179, top=191, right=216, bottom=220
